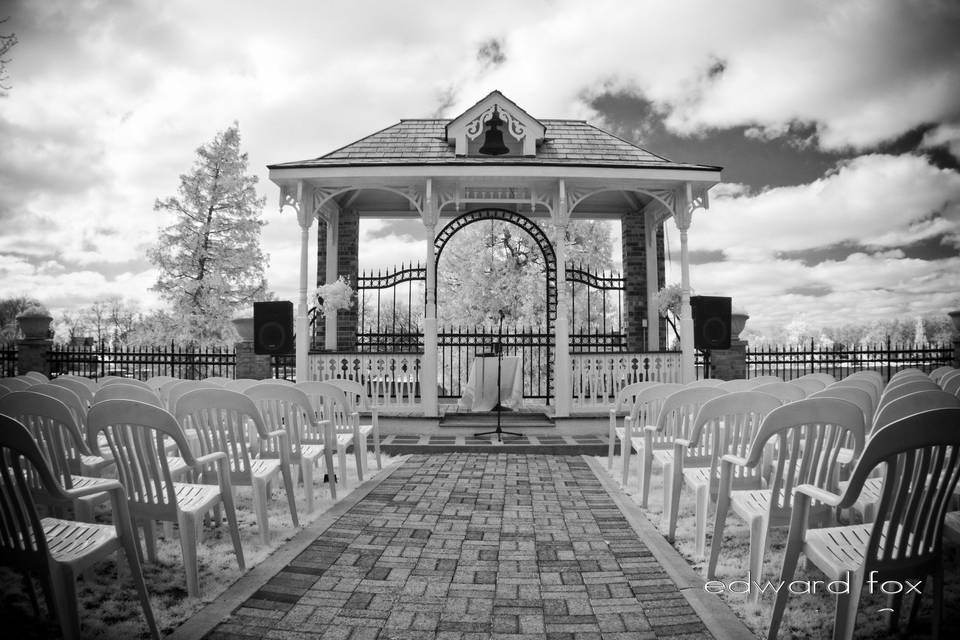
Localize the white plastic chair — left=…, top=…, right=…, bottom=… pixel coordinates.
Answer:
left=328, top=378, right=383, bottom=472
left=0, top=390, right=113, bottom=521
left=878, top=378, right=939, bottom=408
left=929, top=366, right=955, bottom=384
left=174, top=387, right=299, bottom=544
left=752, top=382, right=806, bottom=404
left=943, top=374, right=960, bottom=397
left=648, top=386, right=728, bottom=533
left=790, top=377, right=827, bottom=395
left=670, top=390, right=782, bottom=558
left=145, top=374, right=177, bottom=391
left=93, top=382, right=163, bottom=407
left=87, top=399, right=245, bottom=597
left=296, top=381, right=365, bottom=489
left=708, top=397, right=866, bottom=601
left=796, top=372, right=836, bottom=386
left=50, top=376, right=95, bottom=408
left=245, top=382, right=335, bottom=511
left=608, top=381, right=659, bottom=469
left=838, top=389, right=960, bottom=523
left=767, top=407, right=960, bottom=640
left=717, top=379, right=755, bottom=392
left=0, top=415, right=159, bottom=640
left=685, top=378, right=725, bottom=388
left=814, top=385, right=875, bottom=428
left=227, top=378, right=262, bottom=392
left=23, top=371, right=49, bottom=383
left=840, top=373, right=882, bottom=407
left=619, top=382, right=684, bottom=494
left=750, top=375, right=783, bottom=386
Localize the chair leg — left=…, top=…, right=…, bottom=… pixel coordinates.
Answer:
left=120, top=522, right=161, bottom=640
left=748, top=515, right=769, bottom=603
left=49, top=565, right=80, bottom=640
left=301, top=459, right=315, bottom=513
left=142, top=520, right=157, bottom=563
left=176, top=511, right=201, bottom=598
left=252, top=478, right=271, bottom=545
left=338, top=446, right=349, bottom=490
left=832, top=569, right=863, bottom=640
left=708, top=489, right=731, bottom=580
left=21, top=570, right=41, bottom=617
left=694, top=483, right=708, bottom=560
left=324, top=447, right=337, bottom=501
left=662, top=460, right=673, bottom=534
left=353, top=439, right=365, bottom=483
left=279, top=462, right=300, bottom=528
left=220, top=493, right=245, bottom=572
left=373, top=422, right=382, bottom=471
left=620, top=436, right=632, bottom=488
left=767, top=529, right=803, bottom=640
left=641, top=450, right=654, bottom=508
left=607, top=415, right=616, bottom=470
left=933, top=562, right=944, bottom=639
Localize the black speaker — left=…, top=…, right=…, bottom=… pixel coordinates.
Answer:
left=690, top=295, right=731, bottom=350
left=254, top=301, right=294, bottom=355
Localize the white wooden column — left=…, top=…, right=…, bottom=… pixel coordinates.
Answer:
left=295, top=181, right=313, bottom=383
left=553, top=180, right=571, bottom=416
left=675, top=184, right=695, bottom=382
left=421, top=179, right=439, bottom=417
left=644, top=209, right=660, bottom=351
left=322, top=208, right=339, bottom=351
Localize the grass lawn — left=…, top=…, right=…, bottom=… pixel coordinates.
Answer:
left=0, top=453, right=406, bottom=639
left=598, top=454, right=960, bottom=639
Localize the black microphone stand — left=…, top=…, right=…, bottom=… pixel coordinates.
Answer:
left=476, top=309, right=521, bottom=442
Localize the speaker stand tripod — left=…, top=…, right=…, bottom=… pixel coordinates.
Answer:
left=476, top=310, right=521, bottom=443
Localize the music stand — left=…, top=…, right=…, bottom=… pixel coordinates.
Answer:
left=476, top=310, right=521, bottom=442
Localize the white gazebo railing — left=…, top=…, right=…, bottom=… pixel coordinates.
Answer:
left=309, top=353, right=423, bottom=408
left=570, top=352, right=683, bottom=409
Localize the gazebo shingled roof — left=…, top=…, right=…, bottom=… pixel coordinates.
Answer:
left=268, top=119, right=720, bottom=171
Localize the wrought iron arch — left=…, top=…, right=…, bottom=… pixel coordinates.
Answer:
left=433, top=208, right=557, bottom=327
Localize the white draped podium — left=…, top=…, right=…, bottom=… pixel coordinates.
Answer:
left=457, top=355, right=523, bottom=412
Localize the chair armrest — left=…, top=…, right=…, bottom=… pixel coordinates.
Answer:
left=264, top=429, right=291, bottom=464
left=674, top=438, right=691, bottom=450
left=194, top=451, right=227, bottom=468
left=720, top=453, right=750, bottom=467
left=643, top=424, right=659, bottom=434
left=794, top=483, right=842, bottom=507
left=62, top=477, right=122, bottom=499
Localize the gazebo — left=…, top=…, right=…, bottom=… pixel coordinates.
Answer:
left=268, top=91, right=721, bottom=417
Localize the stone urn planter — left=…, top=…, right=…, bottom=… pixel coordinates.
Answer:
left=17, top=306, right=53, bottom=340
left=950, top=310, right=960, bottom=334
left=232, top=316, right=255, bottom=342
left=730, top=311, right=750, bottom=341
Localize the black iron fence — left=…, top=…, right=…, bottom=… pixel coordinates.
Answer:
left=745, top=339, right=953, bottom=381
left=47, top=343, right=236, bottom=380
left=566, top=263, right=624, bottom=335
left=0, top=342, right=16, bottom=377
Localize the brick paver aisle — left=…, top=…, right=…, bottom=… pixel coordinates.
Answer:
left=208, top=454, right=712, bottom=640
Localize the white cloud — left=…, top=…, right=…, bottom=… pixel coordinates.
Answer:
left=688, top=154, right=960, bottom=254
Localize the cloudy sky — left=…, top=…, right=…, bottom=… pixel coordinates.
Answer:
left=1, top=0, right=959, bottom=337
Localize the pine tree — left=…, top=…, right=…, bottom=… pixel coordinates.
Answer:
left=149, top=122, right=268, bottom=346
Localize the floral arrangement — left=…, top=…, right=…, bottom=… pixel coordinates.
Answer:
left=315, top=276, right=356, bottom=318
left=655, top=283, right=685, bottom=318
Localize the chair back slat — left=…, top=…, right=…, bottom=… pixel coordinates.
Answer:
left=295, top=381, right=354, bottom=439
left=753, top=397, right=865, bottom=513
left=0, top=390, right=88, bottom=488
left=843, top=408, right=960, bottom=572
left=174, top=388, right=263, bottom=479
left=244, top=383, right=314, bottom=455
left=0, top=415, right=70, bottom=561
left=94, top=382, right=163, bottom=407
left=87, top=400, right=187, bottom=512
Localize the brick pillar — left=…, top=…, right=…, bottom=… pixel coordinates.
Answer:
left=235, top=340, right=272, bottom=379
left=951, top=312, right=960, bottom=368
left=709, top=340, right=747, bottom=380
left=17, top=338, right=53, bottom=377
left=621, top=212, right=666, bottom=351
left=337, top=208, right=359, bottom=351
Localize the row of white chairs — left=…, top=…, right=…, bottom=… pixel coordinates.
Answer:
left=606, top=369, right=960, bottom=640
left=0, top=373, right=383, bottom=639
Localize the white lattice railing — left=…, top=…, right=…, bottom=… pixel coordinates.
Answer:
left=571, top=352, right=683, bottom=408
left=309, top=353, right=422, bottom=408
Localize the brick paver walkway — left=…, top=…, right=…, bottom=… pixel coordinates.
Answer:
left=207, top=454, right=713, bottom=640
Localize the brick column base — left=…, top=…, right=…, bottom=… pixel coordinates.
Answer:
left=17, top=339, right=53, bottom=377
left=235, top=341, right=272, bottom=380
left=953, top=337, right=960, bottom=368
left=708, top=339, right=747, bottom=380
